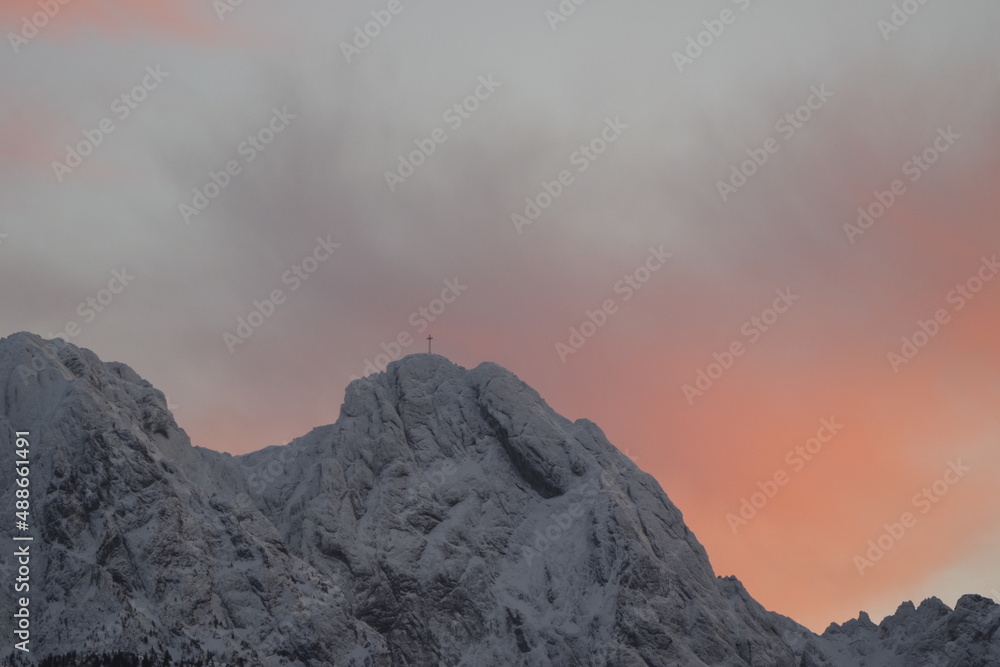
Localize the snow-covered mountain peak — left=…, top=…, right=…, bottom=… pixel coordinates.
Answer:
left=0, top=332, right=179, bottom=445
left=2, top=334, right=998, bottom=666
left=342, top=353, right=550, bottom=423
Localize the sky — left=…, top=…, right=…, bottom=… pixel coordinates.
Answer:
left=2, top=0, right=999, bottom=633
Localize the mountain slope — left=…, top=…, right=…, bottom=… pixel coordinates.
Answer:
left=237, top=355, right=800, bottom=665
left=0, top=333, right=368, bottom=665
left=1, top=333, right=997, bottom=666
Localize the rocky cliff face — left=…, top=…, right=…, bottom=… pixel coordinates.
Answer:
left=810, top=595, right=1000, bottom=667
left=0, top=333, right=364, bottom=665
left=0, top=332, right=997, bottom=666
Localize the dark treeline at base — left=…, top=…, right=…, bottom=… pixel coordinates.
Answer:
left=3, top=650, right=242, bottom=667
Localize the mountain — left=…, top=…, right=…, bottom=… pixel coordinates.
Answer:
left=0, top=332, right=997, bottom=666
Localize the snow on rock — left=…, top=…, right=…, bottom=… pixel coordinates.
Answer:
left=2, top=333, right=998, bottom=666
left=0, top=333, right=358, bottom=665
left=811, top=595, right=1000, bottom=666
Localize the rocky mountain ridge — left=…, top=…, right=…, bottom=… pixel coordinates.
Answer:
left=0, top=332, right=997, bottom=666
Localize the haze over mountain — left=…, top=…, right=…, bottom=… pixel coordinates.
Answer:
left=1, top=332, right=998, bottom=666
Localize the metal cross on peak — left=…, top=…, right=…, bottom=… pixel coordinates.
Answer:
left=427, top=335, right=433, bottom=354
